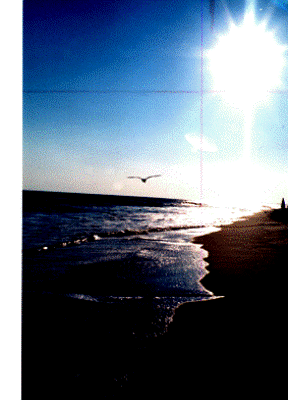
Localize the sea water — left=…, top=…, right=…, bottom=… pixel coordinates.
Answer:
left=22, top=190, right=262, bottom=337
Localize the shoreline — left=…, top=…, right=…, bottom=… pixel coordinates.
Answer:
left=193, top=208, right=288, bottom=299
left=22, top=208, right=288, bottom=398
left=163, top=208, right=287, bottom=395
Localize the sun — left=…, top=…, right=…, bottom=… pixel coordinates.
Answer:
left=207, top=10, right=286, bottom=109
left=207, top=6, right=286, bottom=162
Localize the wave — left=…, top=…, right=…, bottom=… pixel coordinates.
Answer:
left=23, top=223, right=206, bottom=253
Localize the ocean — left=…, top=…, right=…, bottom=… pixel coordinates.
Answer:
left=22, top=190, right=262, bottom=338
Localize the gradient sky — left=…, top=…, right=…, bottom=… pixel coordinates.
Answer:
left=23, top=0, right=288, bottom=206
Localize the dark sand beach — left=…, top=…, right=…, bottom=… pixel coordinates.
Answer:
left=165, top=208, right=288, bottom=396
left=194, top=208, right=288, bottom=298
left=22, top=209, right=288, bottom=398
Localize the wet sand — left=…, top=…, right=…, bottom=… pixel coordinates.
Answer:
left=22, top=209, right=288, bottom=398
left=194, top=208, right=288, bottom=298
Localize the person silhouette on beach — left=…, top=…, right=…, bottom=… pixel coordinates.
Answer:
left=281, top=198, right=285, bottom=209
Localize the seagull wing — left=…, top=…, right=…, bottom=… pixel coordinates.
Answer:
left=145, top=175, right=161, bottom=180
left=128, top=176, right=142, bottom=179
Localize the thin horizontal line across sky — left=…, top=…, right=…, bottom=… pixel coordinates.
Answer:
left=23, top=89, right=221, bottom=94
left=23, top=89, right=288, bottom=94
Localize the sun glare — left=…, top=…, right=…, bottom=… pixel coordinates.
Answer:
left=204, top=159, right=279, bottom=209
left=203, top=4, right=287, bottom=206
left=208, top=10, right=286, bottom=108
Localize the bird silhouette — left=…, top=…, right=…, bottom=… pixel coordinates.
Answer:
left=128, top=175, right=161, bottom=183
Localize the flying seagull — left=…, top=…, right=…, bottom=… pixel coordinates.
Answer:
left=128, top=175, right=161, bottom=183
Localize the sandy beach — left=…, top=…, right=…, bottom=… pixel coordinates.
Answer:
left=22, top=209, right=288, bottom=398
left=194, top=208, right=288, bottom=298
left=164, top=208, right=288, bottom=396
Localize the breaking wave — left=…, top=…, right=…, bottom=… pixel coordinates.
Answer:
left=23, top=223, right=206, bottom=253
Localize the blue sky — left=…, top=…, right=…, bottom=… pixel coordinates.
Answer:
left=23, top=0, right=288, bottom=206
